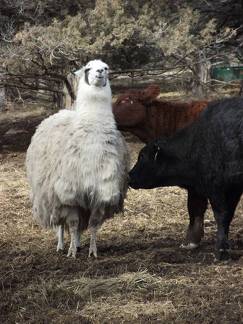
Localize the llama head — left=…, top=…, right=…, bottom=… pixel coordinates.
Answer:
left=75, top=59, right=112, bottom=110
left=83, top=59, right=109, bottom=87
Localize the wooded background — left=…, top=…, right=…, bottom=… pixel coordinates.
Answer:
left=0, top=0, right=243, bottom=110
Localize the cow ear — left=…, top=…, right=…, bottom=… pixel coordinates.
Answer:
left=154, top=141, right=178, bottom=162
left=140, top=84, right=160, bottom=102
left=152, top=143, right=161, bottom=161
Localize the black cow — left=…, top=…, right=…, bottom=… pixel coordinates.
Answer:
left=129, top=97, right=243, bottom=260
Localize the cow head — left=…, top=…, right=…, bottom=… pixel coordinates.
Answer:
left=129, top=140, right=181, bottom=189
left=113, top=84, right=160, bottom=127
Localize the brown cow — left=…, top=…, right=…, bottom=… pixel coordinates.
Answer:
left=113, top=84, right=209, bottom=249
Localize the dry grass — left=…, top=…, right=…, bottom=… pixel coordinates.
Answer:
left=0, top=137, right=243, bottom=324
left=0, top=105, right=50, bottom=122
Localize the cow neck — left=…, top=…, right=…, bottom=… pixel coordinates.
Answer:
left=145, top=102, right=159, bottom=140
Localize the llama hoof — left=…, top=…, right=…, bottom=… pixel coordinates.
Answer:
left=56, top=244, right=64, bottom=252
left=77, top=246, right=81, bottom=253
left=57, top=247, right=65, bottom=254
left=180, top=242, right=199, bottom=250
left=67, top=247, right=77, bottom=258
left=88, top=248, right=97, bottom=258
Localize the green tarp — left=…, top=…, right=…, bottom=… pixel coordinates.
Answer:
left=211, top=66, right=243, bottom=81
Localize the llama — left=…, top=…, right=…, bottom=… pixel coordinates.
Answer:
left=26, top=59, right=130, bottom=258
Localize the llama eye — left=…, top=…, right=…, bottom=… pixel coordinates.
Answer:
left=104, top=67, right=108, bottom=71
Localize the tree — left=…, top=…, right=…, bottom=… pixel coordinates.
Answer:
left=0, top=0, right=242, bottom=104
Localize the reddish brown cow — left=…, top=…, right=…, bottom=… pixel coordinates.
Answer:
left=113, top=84, right=208, bottom=141
left=113, top=84, right=209, bottom=249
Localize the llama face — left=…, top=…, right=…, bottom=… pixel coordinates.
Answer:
left=84, top=60, right=109, bottom=87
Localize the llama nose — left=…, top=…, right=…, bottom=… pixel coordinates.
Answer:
left=97, top=69, right=104, bottom=73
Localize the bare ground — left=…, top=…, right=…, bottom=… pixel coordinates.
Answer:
left=0, top=136, right=243, bottom=324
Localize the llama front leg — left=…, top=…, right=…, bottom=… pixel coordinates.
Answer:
left=56, top=225, right=64, bottom=252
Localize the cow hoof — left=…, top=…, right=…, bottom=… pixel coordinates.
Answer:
left=180, top=242, right=199, bottom=250
left=215, top=249, right=230, bottom=261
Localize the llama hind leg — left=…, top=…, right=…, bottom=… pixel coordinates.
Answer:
left=88, top=208, right=104, bottom=258
left=56, top=225, right=64, bottom=252
left=65, top=207, right=79, bottom=258
left=76, top=230, right=81, bottom=252
left=88, top=226, right=98, bottom=258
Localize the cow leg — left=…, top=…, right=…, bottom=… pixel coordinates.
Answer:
left=210, top=190, right=241, bottom=260
left=181, top=189, right=207, bottom=249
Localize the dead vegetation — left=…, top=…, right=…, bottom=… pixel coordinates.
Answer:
left=0, top=135, right=243, bottom=323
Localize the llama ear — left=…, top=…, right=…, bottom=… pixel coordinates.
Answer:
left=74, top=68, right=84, bottom=78
left=141, top=84, right=160, bottom=102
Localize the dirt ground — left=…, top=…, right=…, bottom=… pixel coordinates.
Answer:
left=0, top=133, right=243, bottom=324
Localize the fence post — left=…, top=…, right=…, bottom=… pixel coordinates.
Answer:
left=0, top=86, right=6, bottom=112
left=239, top=80, right=243, bottom=96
